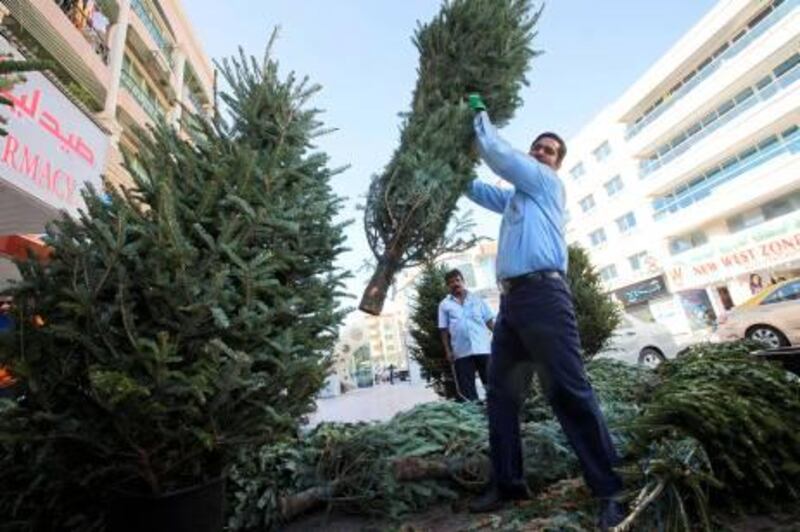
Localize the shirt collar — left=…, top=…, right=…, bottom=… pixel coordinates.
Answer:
left=448, top=290, right=470, bottom=302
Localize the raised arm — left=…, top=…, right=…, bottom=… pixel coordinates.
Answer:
left=473, top=111, right=549, bottom=197
left=466, top=179, right=512, bottom=214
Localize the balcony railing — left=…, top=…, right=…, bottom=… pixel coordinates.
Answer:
left=121, top=68, right=164, bottom=123
left=185, top=86, right=205, bottom=114
left=640, top=54, right=799, bottom=177
left=131, top=0, right=172, bottom=60
left=53, top=0, right=111, bottom=63
left=625, top=0, right=795, bottom=140
left=652, top=125, right=800, bottom=220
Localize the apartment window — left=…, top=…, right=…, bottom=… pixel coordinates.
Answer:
left=669, top=231, right=708, bottom=256
left=579, top=194, right=596, bottom=213
left=593, top=141, right=611, bottom=162
left=628, top=251, right=648, bottom=272
left=589, top=228, right=607, bottom=247
left=615, top=212, right=637, bottom=233
left=569, top=162, right=586, bottom=180
left=599, top=265, right=618, bottom=282
left=603, top=175, right=624, bottom=196
left=727, top=190, right=800, bottom=233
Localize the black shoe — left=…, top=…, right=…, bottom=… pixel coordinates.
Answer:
left=469, top=486, right=506, bottom=513
left=503, top=483, right=532, bottom=501
left=469, top=484, right=531, bottom=513
left=597, top=498, right=627, bottom=531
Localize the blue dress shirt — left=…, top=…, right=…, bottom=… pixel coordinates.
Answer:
left=438, top=292, right=494, bottom=359
left=467, top=111, right=568, bottom=280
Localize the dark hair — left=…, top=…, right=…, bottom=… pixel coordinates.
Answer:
left=444, top=269, right=463, bottom=283
left=533, top=132, right=567, bottom=164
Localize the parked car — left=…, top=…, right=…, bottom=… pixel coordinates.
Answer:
left=597, top=313, right=679, bottom=367
left=713, top=277, right=800, bottom=348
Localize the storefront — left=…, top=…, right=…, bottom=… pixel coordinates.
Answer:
left=0, top=34, right=109, bottom=284
left=663, top=209, right=800, bottom=319
left=613, top=275, right=669, bottom=320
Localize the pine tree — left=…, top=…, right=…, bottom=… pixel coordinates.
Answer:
left=567, top=245, right=621, bottom=359
left=0, top=37, right=348, bottom=528
left=407, top=263, right=458, bottom=399
left=360, top=0, right=541, bottom=315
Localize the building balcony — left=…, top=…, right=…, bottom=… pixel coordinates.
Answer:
left=624, top=0, right=798, bottom=149
left=654, top=135, right=800, bottom=239
left=118, top=67, right=164, bottom=128
left=2, top=0, right=113, bottom=104
left=638, top=53, right=799, bottom=179
left=640, top=72, right=799, bottom=198
left=130, top=0, right=171, bottom=59
left=127, top=0, right=174, bottom=93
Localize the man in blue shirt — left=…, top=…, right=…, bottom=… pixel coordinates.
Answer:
left=464, top=94, right=624, bottom=529
left=438, top=268, right=494, bottom=401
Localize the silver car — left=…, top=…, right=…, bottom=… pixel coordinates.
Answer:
left=597, top=313, right=680, bottom=367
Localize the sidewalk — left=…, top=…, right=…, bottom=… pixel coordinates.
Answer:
left=306, top=382, right=440, bottom=427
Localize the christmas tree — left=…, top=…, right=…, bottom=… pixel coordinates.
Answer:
left=360, top=0, right=541, bottom=315
left=567, top=245, right=621, bottom=360
left=0, top=37, right=348, bottom=529
left=407, top=263, right=458, bottom=399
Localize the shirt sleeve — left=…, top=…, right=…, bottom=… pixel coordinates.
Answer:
left=466, top=179, right=512, bottom=214
left=438, top=301, right=449, bottom=329
left=473, top=111, right=551, bottom=198
left=480, top=299, right=494, bottom=322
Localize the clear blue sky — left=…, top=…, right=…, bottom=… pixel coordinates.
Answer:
left=184, top=0, right=718, bottom=299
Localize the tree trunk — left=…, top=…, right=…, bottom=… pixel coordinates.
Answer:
left=359, top=255, right=400, bottom=316
left=392, top=456, right=451, bottom=481
left=279, top=484, right=336, bottom=520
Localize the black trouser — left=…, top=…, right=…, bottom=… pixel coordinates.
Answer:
left=488, top=276, right=622, bottom=498
left=453, top=354, right=489, bottom=402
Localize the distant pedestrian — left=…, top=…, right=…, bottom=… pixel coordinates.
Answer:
left=438, top=269, right=494, bottom=402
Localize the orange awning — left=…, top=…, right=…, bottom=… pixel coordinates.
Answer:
left=0, top=234, right=51, bottom=262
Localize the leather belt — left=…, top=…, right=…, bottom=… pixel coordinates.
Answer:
left=500, top=270, right=564, bottom=294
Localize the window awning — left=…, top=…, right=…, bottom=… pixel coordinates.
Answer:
left=0, top=234, right=51, bottom=262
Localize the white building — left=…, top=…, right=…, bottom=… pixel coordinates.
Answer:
left=562, top=0, right=799, bottom=337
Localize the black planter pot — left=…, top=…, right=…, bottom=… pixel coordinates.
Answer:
left=107, top=477, right=225, bottom=532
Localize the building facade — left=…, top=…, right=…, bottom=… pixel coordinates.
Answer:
left=0, top=0, right=214, bottom=284
left=562, top=0, right=799, bottom=336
